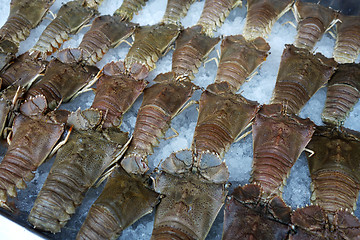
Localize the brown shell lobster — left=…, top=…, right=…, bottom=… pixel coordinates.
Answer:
left=243, top=0, right=294, bottom=40
left=28, top=109, right=129, bottom=233
left=0, top=0, right=55, bottom=69
left=214, top=34, right=270, bottom=92
left=290, top=126, right=360, bottom=239
left=333, top=13, right=360, bottom=63
left=162, top=0, right=196, bottom=25
left=57, top=15, right=137, bottom=65
left=222, top=103, right=315, bottom=240
left=0, top=95, right=69, bottom=210
left=322, top=63, right=360, bottom=126
left=121, top=72, right=198, bottom=175
left=29, top=0, right=99, bottom=59
left=292, top=0, right=338, bottom=51
left=270, top=44, right=337, bottom=115
left=197, top=0, right=242, bottom=37
left=171, top=25, right=220, bottom=81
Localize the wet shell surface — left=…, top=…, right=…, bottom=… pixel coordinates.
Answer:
left=0, top=0, right=359, bottom=239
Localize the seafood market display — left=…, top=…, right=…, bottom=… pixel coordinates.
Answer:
left=291, top=126, right=360, bottom=239
left=0, top=0, right=359, bottom=239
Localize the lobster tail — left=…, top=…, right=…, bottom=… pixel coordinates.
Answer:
left=172, top=25, right=220, bottom=80
left=0, top=0, right=55, bottom=47
left=0, top=97, right=65, bottom=209
left=293, top=1, right=337, bottom=51
left=162, top=0, right=195, bottom=25
left=125, top=23, right=179, bottom=72
left=30, top=1, right=97, bottom=57
left=197, top=0, right=242, bottom=37
left=0, top=52, right=47, bottom=89
left=214, top=35, right=270, bottom=92
left=113, top=0, right=148, bottom=21
left=122, top=73, right=196, bottom=174
left=322, top=63, right=360, bottom=126
left=193, top=82, right=258, bottom=158
left=77, top=167, right=159, bottom=240
left=75, top=16, right=137, bottom=65
left=306, top=126, right=360, bottom=214
left=28, top=161, right=87, bottom=233
left=333, top=14, right=360, bottom=63
left=29, top=118, right=128, bottom=233
left=26, top=59, right=98, bottom=110
left=243, top=0, right=293, bottom=40
left=271, top=44, right=337, bottom=114
left=251, top=104, right=315, bottom=196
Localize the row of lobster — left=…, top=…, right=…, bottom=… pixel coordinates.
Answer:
left=0, top=0, right=359, bottom=239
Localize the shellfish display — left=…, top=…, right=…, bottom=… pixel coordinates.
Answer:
left=0, top=0, right=359, bottom=239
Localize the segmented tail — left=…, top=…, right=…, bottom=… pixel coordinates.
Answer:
left=333, top=15, right=360, bottom=63
left=271, top=45, right=337, bottom=114
left=162, top=0, right=195, bottom=25
left=28, top=161, right=88, bottom=233
left=243, top=0, right=293, bottom=40
left=172, top=25, right=220, bottom=80
left=322, top=84, right=360, bottom=125
left=197, top=0, right=242, bottom=36
left=30, top=1, right=97, bottom=57
left=113, top=0, right=148, bottom=21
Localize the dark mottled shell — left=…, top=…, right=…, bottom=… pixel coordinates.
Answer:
left=197, top=0, right=242, bottom=36
left=0, top=96, right=67, bottom=209
left=243, top=0, right=293, bottom=40
left=28, top=117, right=128, bottom=233
left=77, top=167, right=159, bottom=240
left=322, top=63, right=360, bottom=126
left=0, top=0, right=55, bottom=47
left=292, top=1, right=337, bottom=51
left=26, top=59, right=99, bottom=110
left=251, top=104, right=315, bottom=197
left=193, top=82, right=259, bottom=158
left=113, top=0, right=148, bottom=21
left=162, top=0, right=196, bottom=25
left=214, top=35, right=270, bottom=92
left=0, top=52, right=47, bottom=89
left=172, top=25, right=220, bottom=80
left=290, top=206, right=360, bottom=239
left=222, top=184, right=292, bottom=240
left=91, top=62, right=147, bottom=128
left=121, top=72, right=197, bottom=175
left=81, top=16, right=136, bottom=65
left=270, top=44, right=337, bottom=114
left=306, top=126, right=360, bottom=214
left=152, top=150, right=228, bottom=240
left=0, top=0, right=55, bottom=69
left=58, top=16, right=136, bottom=65
left=125, top=23, right=179, bottom=73
left=333, top=14, right=360, bottom=63
left=30, top=1, right=98, bottom=58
